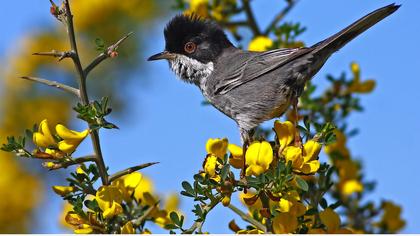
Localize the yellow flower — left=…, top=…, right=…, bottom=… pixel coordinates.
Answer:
left=56, top=124, right=89, bottom=153
left=282, top=140, right=321, bottom=174
left=342, top=179, right=363, bottom=195
left=277, top=191, right=306, bottom=217
left=96, top=186, right=123, bottom=219
left=273, top=212, right=298, bottom=233
left=248, top=36, right=273, bottom=52
left=228, top=144, right=243, bottom=169
left=245, top=141, right=273, bottom=176
left=121, top=221, right=135, bottom=234
left=33, top=119, right=56, bottom=148
left=52, top=186, right=75, bottom=196
left=204, top=155, right=218, bottom=177
left=319, top=208, right=353, bottom=233
left=133, top=175, right=154, bottom=204
left=348, top=62, right=376, bottom=94
left=378, top=201, right=405, bottom=232
left=274, top=120, right=295, bottom=149
left=74, top=224, right=93, bottom=234
left=320, top=208, right=340, bottom=232
left=206, top=138, right=228, bottom=159
left=112, top=172, right=142, bottom=202
left=185, top=0, right=209, bottom=18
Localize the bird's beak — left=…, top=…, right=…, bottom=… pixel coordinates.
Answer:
left=147, top=51, right=176, bottom=61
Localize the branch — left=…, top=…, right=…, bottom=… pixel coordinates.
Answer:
left=228, top=204, right=266, bottom=232
left=241, top=0, right=261, bottom=35
left=183, top=195, right=223, bottom=234
left=63, top=0, right=109, bottom=185
left=20, top=76, right=80, bottom=97
left=84, top=31, right=133, bottom=77
left=131, top=201, right=160, bottom=227
left=33, top=50, right=73, bottom=61
left=108, top=162, right=159, bottom=183
left=43, top=156, right=96, bottom=170
left=264, top=0, right=298, bottom=35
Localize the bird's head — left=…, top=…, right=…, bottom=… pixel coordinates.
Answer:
left=148, top=14, right=233, bottom=84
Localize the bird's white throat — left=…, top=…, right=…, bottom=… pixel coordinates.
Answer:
left=169, top=54, right=214, bottom=86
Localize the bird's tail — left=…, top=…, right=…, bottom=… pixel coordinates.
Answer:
left=312, top=3, right=400, bottom=56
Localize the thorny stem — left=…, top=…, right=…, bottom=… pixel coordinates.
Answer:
left=84, top=31, right=133, bottom=77
left=45, top=155, right=96, bottom=170
left=63, top=0, right=108, bottom=185
left=20, top=76, right=80, bottom=97
left=108, top=162, right=160, bottom=183
left=227, top=204, right=266, bottom=232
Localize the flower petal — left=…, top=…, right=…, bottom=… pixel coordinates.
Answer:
left=206, top=138, right=228, bottom=159
left=274, top=120, right=295, bottom=148
left=320, top=208, right=340, bottom=232
left=56, top=124, right=89, bottom=141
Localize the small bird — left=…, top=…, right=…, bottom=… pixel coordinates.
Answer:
left=149, top=4, right=399, bottom=147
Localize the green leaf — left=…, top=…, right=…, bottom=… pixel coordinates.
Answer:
left=95, top=38, right=105, bottom=52
left=295, top=176, right=309, bottom=192
left=182, top=181, right=194, bottom=195
left=220, top=164, right=230, bottom=181
left=169, top=211, right=180, bottom=226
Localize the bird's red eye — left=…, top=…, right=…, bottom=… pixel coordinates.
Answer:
left=184, top=42, right=196, bottom=54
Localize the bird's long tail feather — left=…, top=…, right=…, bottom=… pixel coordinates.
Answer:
left=312, top=3, right=400, bottom=55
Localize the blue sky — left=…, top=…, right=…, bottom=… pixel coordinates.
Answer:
left=0, top=0, right=419, bottom=233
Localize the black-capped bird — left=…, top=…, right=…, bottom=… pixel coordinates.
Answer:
left=148, top=4, right=399, bottom=148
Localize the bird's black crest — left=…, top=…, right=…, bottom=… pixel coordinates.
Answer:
left=164, top=14, right=232, bottom=54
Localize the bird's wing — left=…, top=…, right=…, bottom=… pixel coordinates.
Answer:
left=213, top=47, right=312, bottom=95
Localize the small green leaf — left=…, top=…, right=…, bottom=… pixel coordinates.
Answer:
left=182, top=181, right=194, bottom=195
left=295, top=176, right=309, bottom=191
left=169, top=211, right=180, bottom=226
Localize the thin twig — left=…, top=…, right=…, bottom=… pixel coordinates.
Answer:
left=84, top=31, right=133, bottom=77
left=264, top=0, right=298, bottom=35
left=20, top=76, right=80, bottom=97
left=108, top=162, right=159, bottom=183
left=227, top=204, right=266, bottom=232
left=241, top=0, right=261, bottom=35
left=63, top=0, right=109, bottom=185
left=43, top=156, right=96, bottom=170
left=33, top=50, right=73, bottom=61
left=131, top=202, right=160, bottom=227
left=183, top=195, right=223, bottom=234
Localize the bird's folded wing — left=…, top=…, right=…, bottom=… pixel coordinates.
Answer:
left=213, top=47, right=312, bottom=95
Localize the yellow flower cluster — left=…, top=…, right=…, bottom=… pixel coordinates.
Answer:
left=204, top=138, right=275, bottom=177
left=275, top=121, right=321, bottom=174
left=61, top=172, right=180, bottom=233
left=32, top=119, right=89, bottom=158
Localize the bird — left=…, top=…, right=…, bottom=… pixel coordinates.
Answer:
left=148, top=4, right=399, bottom=150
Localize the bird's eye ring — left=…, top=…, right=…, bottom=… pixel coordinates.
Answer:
left=184, top=42, right=196, bottom=54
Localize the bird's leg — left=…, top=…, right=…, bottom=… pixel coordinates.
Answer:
left=292, top=98, right=304, bottom=151
left=239, top=128, right=253, bottom=181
